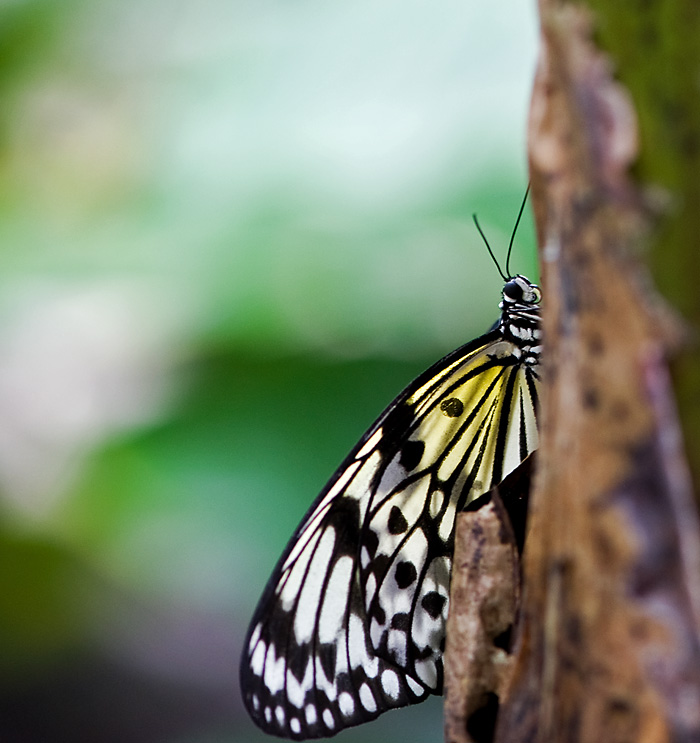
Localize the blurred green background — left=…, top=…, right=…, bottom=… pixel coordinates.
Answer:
left=0, top=0, right=537, bottom=741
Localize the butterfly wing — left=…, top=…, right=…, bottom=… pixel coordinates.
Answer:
left=240, top=328, right=539, bottom=739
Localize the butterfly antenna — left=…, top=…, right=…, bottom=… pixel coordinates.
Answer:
left=473, top=213, right=507, bottom=282
left=505, top=184, right=530, bottom=279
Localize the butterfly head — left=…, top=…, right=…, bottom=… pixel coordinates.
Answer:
left=501, top=275, right=541, bottom=308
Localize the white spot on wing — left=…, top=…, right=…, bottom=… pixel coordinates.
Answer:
left=318, top=556, right=353, bottom=644
left=438, top=498, right=457, bottom=542
left=290, top=718, right=301, bottom=735
left=355, top=427, right=383, bottom=459
left=313, top=657, right=337, bottom=701
left=283, top=505, right=330, bottom=570
left=286, top=658, right=313, bottom=708
left=370, top=616, right=386, bottom=647
left=279, top=529, right=322, bottom=609
left=375, top=452, right=409, bottom=500
left=323, top=709, right=335, bottom=729
left=338, top=692, right=355, bottom=717
left=365, top=573, right=377, bottom=603
left=250, top=640, right=266, bottom=676
left=305, top=705, right=317, bottom=725
left=360, top=683, right=377, bottom=712
left=502, top=391, right=524, bottom=477
left=293, top=527, right=336, bottom=644
left=275, top=706, right=285, bottom=726
left=322, top=460, right=361, bottom=503
left=248, top=622, right=262, bottom=651
left=344, top=451, right=383, bottom=501
left=381, top=669, right=400, bottom=700
left=348, top=614, right=380, bottom=677
left=406, top=676, right=425, bottom=696
left=263, top=644, right=286, bottom=694
left=522, top=382, right=538, bottom=451
left=333, top=630, right=349, bottom=675
left=286, top=675, right=304, bottom=708
left=414, top=658, right=438, bottom=687
left=387, top=628, right=407, bottom=666
left=429, top=489, right=444, bottom=518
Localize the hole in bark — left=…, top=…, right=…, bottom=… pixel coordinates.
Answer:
left=492, top=625, right=513, bottom=652
left=587, top=332, right=604, bottom=356
left=582, top=387, right=600, bottom=409
left=466, top=692, right=499, bottom=743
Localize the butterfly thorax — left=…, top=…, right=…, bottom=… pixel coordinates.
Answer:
left=498, top=274, right=542, bottom=366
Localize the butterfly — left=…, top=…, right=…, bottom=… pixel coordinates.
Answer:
left=240, top=200, right=541, bottom=740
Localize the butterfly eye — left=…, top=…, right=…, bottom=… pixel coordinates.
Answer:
left=503, top=280, right=523, bottom=302
left=530, top=286, right=542, bottom=304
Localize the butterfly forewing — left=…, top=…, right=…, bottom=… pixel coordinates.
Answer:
left=241, top=277, right=541, bottom=740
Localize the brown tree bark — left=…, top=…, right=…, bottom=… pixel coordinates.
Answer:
left=444, top=2, right=700, bottom=742
left=444, top=460, right=533, bottom=743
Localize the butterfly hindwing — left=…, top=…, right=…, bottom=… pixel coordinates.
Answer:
left=241, top=305, right=540, bottom=739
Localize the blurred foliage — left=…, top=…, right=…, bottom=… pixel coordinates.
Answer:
left=0, top=0, right=537, bottom=740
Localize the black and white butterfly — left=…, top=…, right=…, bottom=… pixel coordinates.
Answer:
left=240, top=207, right=542, bottom=740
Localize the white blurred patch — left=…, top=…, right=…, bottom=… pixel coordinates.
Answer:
left=0, top=279, right=185, bottom=517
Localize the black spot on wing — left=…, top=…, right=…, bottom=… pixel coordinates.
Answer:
left=400, top=439, right=425, bottom=471
left=287, top=638, right=308, bottom=682
left=421, top=592, right=446, bottom=620
left=380, top=401, right=416, bottom=445
left=369, top=552, right=391, bottom=582
left=364, top=528, right=379, bottom=558
left=394, top=561, right=417, bottom=588
left=391, top=612, right=411, bottom=631
left=325, top=495, right=363, bottom=553
left=318, top=642, right=337, bottom=681
left=387, top=505, right=409, bottom=535
left=440, top=397, right=464, bottom=417
left=373, top=603, right=386, bottom=625
left=410, top=639, right=437, bottom=661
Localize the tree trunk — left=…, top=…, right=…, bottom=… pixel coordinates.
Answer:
left=444, top=2, right=700, bottom=741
